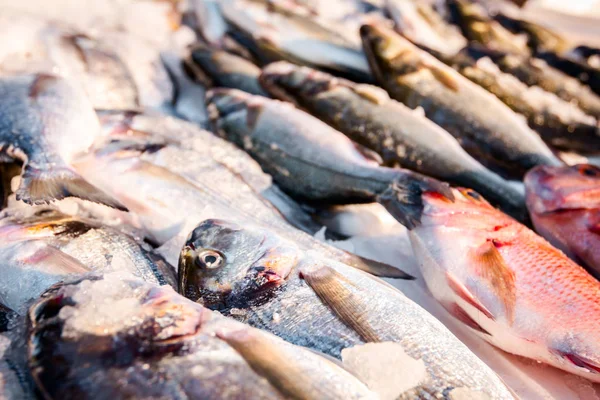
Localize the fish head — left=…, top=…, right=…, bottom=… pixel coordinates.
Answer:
left=359, top=22, right=420, bottom=82
left=206, top=88, right=264, bottom=148
left=260, top=61, right=337, bottom=104
left=179, top=219, right=299, bottom=310
left=525, top=164, right=600, bottom=214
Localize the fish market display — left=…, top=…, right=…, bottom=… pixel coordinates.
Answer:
left=0, top=0, right=597, bottom=398
left=259, top=61, right=527, bottom=219
left=525, top=164, right=600, bottom=278
left=178, top=219, right=515, bottom=399
left=407, top=187, right=600, bottom=382
left=28, top=274, right=375, bottom=399
left=360, top=23, right=563, bottom=178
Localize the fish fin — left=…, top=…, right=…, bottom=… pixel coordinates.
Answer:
left=217, top=328, right=333, bottom=399
left=299, top=264, right=381, bottom=342
left=444, top=302, right=492, bottom=335
left=16, top=164, right=128, bottom=211
left=422, top=61, right=460, bottom=91
left=351, top=84, right=390, bottom=104
left=587, top=222, right=600, bottom=236
left=353, top=142, right=384, bottom=165
left=446, top=273, right=494, bottom=320
left=341, top=251, right=414, bottom=279
left=377, top=171, right=454, bottom=229
left=557, top=351, right=600, bottom=374
left=469, top=240, right=516, bottom=323
left=23, top=244, right=90, bottom=274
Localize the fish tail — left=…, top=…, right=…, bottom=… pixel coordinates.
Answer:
left=16, top=163, right=127, bottom=211
left=377, top=171, right=453, bottom=229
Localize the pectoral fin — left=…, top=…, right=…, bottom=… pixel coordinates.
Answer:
left=421, top=61, right=459, bottom=92
left=341, top=250, right=415, bottom=280
left=300, top=264, right=381, bottom=342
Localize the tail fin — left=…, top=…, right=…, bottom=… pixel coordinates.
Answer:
left=377, top=171, right=453, bottom=229
left=16, top=164, right=127, bottom=211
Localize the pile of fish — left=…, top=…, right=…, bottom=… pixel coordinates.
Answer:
left=0, top=0, right=600, bottom=398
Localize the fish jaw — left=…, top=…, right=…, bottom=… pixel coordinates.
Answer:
left=409, top=190, right=600, bottom=382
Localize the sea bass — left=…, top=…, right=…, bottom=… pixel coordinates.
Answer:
left=259, top=61, right=527, bottom=220
left=360, top=23, right=562, bottom=179
left=525, top=164, right=600, bottom=279
left=178, top=218, right=515, bottom=399
left=0, top=74, right=125, bottom=209
left=0, top=208, right=174, bottom=313
left=28, top=274, right=375, bottom=399
left=207, top=88, right=453, bottom=229
left=407, top=187, right=600, bottom=382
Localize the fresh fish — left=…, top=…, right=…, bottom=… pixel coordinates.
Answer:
left=189, top=0, right=228, bottom=46
left=447, top=0, right=530, bottom=55
left=207, top=88, right=453, bottom=229
left=536, top=51, right=600, bottom=97
left=28, top=274, right=375, bottom=400
left=0, top=74, right=126, bottom=208
left=385, top=0, right=467, bottom=56
left=525, top=164, right=600, bottom=279
left=440, top=48, right=600, bottom=153
left=187, top=43, right=269, bottom=96
left=406, top=187, right=600, bottom=382
left=0, top=208, right=174, bottom=313
left=359, top=23, right=562, bottom=179
left=178, top=218, right=515, bottom=399
left=78, top=112, right=405, bottom=278
left=260, top=61, right=527, bottom=220
left=478, top=48, right=600, bottom=119
left=220, top=0, right=372, bottom=82
left=494, top=13, right=570, bottom=54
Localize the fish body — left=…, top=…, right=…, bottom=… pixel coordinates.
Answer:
left=188, top=44, right=269, bottom=96
left=360, top=23, right=562, bottom=179
left=28, top=274, right=375, bottom=400
left=0, top=209, right=174, bottom=313
left=178, top=218, right=515, bottom=399
left=221, top=0, right=372, bottom=82
left=260, top=61, right=527, bottom=220
left=0, top=74, right=125, bottom=208
left=443, top=48, right=600, bottom=153
left=407, top=187, right=600, bottom=382
left=536, top=51, right=600, bottom=97
left=207, top=88, right=453, bottom=228
left=494, top=13, right=570, bottom=54
left=525, top=164, right=600, bottom=279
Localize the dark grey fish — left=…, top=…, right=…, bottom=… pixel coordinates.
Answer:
left=0, top=208, right=175, bottom=313
left=360, top=23, right=563, bottom=179
left=28, top=274, right=375, bottom=400
left=259, top=61, right=527, bottom=220
left=476, top=48, right=600, bottom=119
left=178, top=218, right=515, bottom=399
left=536, top=51, right=600, bottom=97
left=439, top=47, right=600, bottom=153
left=0, top=74, right=126, bottom=208
left=187, top=43, right=269, bottom=96
left=493, top=13, right=570, bottom=54
left=207, top=88, right=453, bottom=229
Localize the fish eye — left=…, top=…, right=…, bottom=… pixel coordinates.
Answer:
left=196, top=250, right=225, bottom=270
left=579, top=166, right=599, bottom=177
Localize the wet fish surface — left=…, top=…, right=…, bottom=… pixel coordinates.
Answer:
left=207, top=88, right=453, bottom=229
left=0, top=208, right=174, bottom=313
left=405, top=187, right=600, bottom=382
left=360, top=23, right=562, bottom=179
left=525, top=164, right=600, bottom=279
left=0, top=74, right=125, bottom=209
left=28, top=274, right=375, bottom=399
left=178, top=218, right=515, bottom=399
left=260, top=61, right=527, bottom=220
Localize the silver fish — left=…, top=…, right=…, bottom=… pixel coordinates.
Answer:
left=0, top=74, right=126, bottom=208
left=260, top=61, right=527, bottom=221
left=28, top=274, right=376, bottom=400
left=178, top=218, right=515, bottom=399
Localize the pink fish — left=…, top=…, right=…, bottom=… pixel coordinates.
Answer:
left=408, top=188, right=600, bottom=382
left=525, top=164, right=600, bottom=279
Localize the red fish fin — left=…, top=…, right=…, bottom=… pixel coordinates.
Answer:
left=469, top=241, right=516, bottom=323
left=559, top=351, right=600, bottom=374
left=444, top=302, right=491, bottom=335
left=446, top=272, right=494, bottom=320
left=587, top=222, right=600, bottom=236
